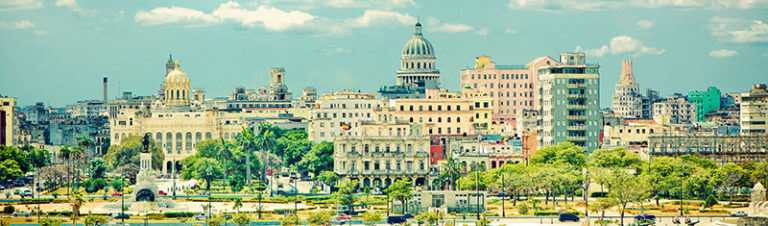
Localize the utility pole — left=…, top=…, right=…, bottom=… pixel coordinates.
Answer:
left=121, top=173, right=125, bottom=224
left=207, top=168, right=212, bottom=225
left=501, top=171, right=505, bottom=217
left=475, top=165, right=480, bottom=220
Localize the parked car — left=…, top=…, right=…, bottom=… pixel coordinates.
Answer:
left=331, top=215, right=351, bottom=225
left=731, top=211, right=748, bottom=217
left=12, top=210, right=30, bottom=217
left=281, top=172, right=290, bottom=177
left=108, top=212, right=130, bottom=220
left=108, top=222, right=130, bottom=226
left=158, top=190, right=167, bottom=195
left=558, top=213, right=580, bottom=222
left=193, top=213, right=210, bottom=220
left=111, top=192, right=123, bottom=197
left=20, top=188, right=33, bottom=198
left=634, top=213, right=656, bottom=222
left=387, top=214, right=414, bottom=224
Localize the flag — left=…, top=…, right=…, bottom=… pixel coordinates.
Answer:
left=341, top=122, right=351, bottom=130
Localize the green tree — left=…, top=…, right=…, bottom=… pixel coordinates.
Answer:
left=233, top=213, right=251, bottom=226
left=297, top=141, right=334, bottom=176
left=588, top=198, right=616, bottom=222
left=84, top=214, right=109, bottom=226
left=607, top=171, right=649, bottom=226
left=39, top=218, right=63, bottom=226
left=589, top=147, right=643, bottom=170
left=89, top=158, right=106, bottom=179
left=361, top=211, right=383, bottom=225
left=280, top=214, right=300, bottom=226
left=233, top=198, right=243, bottom=213
left=316, top=171, right=339, bottom=187
left=180, top=157, right=225, bottom=184
left=415, top=211, right=440, bottom=226
left=70, top=190, right=84, bottom=226
left=306, top=210, right=332, bottom=226
left=704, top=194, right=718, bottom=209
left=29, top=148, right=52, bottom=168
left=337, top=180, right=359, bottom=213
left=439, top=154, right=463, bottom=190
left=711, top=163, right=748, bottom=203
left=751, top=161, right=768, bottom=187
left=103, top=136, right=164, bottom=171
left=384, top=179, right=413, bottom=214
left=0, top=159, right=23, bottom=182
left=529, top=142, right=586, bottom=169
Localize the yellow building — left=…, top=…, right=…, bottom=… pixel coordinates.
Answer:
left=388, top=89, right=490, bottom=136
left=1, top=96, right=18, bottom=146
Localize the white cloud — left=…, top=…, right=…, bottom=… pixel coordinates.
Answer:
left=575, top=35, right=665, bottom=57
left=322, top=47, right=349, bottom=55
left=325, top=0, right=415, bottom=9
left=709, top=49, right=738, bottom=58
left=423, top=17, right=474, bottom=33
left=0, top=0, right=42, bottom=11
left=475, top=27, right=489, bottom=35
left=14, top=20, right=35, bottom=29
left=709, top=17, right=768, bottom=43
left=34, top=30, right=47, bottom=36
left=135, top=1, right=314, bottom=31
left=55, top=0, right=97, bottom=15
left=508, top=0, right=768, bottom=12
left=636, top=20, right=653, bottom=29
left=505, top=28, right=517, bottom=34
left=344, top=10, right=413, bottom=28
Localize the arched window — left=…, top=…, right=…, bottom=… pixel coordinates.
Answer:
left=166, top=132, right=172, bottom=153
left=185, top=132, right=192, bottom=151
left=417, top=62, right=420, bottom=68
left=438, top=117, right=442, bottom=123
left=176, top=90, right=180, bottom=100
left=175, top=132, right=182, bottom=152
left=457, top=117, right=461, bottom=122
left=447, top=117, right=451, bottom=123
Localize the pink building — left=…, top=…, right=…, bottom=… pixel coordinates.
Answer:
left=459, top=56, right=555, bottom=118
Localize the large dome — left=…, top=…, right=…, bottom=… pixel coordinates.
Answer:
left=165, top=60, right=189, bottom=84
left=401, top=22, right=434, bottom=58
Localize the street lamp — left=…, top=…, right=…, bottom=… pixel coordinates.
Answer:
left=475, top=165, right=480, bottom=220
left=121, top=173, right=125, bottom=224
left=207, top=168, right=213, bottom=225
left=501, top=170, right=505, bottom=218
left=172, top=156, right=176, bottom=200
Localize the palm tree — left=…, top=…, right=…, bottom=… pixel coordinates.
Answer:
left=217, top=139, right=234, bottom=190
left=233, top=198, right=243, bottom=214
left=71, top=190, right=84, bottom=226
left=254, top=123, right=276, bottom=184
left=235, top=127, right=257, bottom=186
left=440, top=154, right=462, bottom=190
left=60, top=146, right=72, bottom=196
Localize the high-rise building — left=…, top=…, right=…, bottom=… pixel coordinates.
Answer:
left=0, top=96, right=18, bottom=146
left=688, top=86, right=721, bottom=122
left=459, top=56, right=555, bottom=116
left=740, top=84, right=768, bottom=135
left=539, top=53, right=601, bottom=152
left=612, top=60, right=643, bottom=118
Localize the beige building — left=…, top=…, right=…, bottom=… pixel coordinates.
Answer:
left=333, top=108, right=432, bottom=190
left=393, top=190, right=486, bottom=214
left=459, top=56, right=556, bottom=116
left=388, top=89, right=491, bottom=137
left=1, top=96, right=18, bottom=146
left=653, top=95, right=696, bottom=124
left=612, top=60, right=643, bottom=118
left=308, top=91, right=381, bottom=142
left=741, top=84, right=768, bottom=135
left=603, top=119, right=671, bottom=147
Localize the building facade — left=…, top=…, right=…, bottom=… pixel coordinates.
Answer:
left=741, top=84, right=768, bottom=135
left=653, top=96, right=696, bottom=124
left=459, top=56, right=555, bottom=116
left=1, top=96, right=18, bottom=146
left=539, top=53, right=601, bottom=152
left=688, top=86, right=721, bottom=122
left=612, top=60, right=643, bottom=118
left=307, top=91, right=380, bottom=142
left=388, top=90, right=486, bottom=137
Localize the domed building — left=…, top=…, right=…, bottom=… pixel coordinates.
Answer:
left=164, top=60, right=191, bottom=107
left=396, top=22, right=440, bottom=87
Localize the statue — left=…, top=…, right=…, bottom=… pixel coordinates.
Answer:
left=142, top=133, right=151, bottom=153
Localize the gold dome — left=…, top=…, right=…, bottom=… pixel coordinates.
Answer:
left=165, top=60, right=189, bottom=84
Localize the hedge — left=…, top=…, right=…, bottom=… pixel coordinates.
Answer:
left=699, top=209, right=730, bottom=214
left=19, top=198, right=67, bottom=204
left=590, top=192, right=608, bottom=198
left=533, top=211, right=580, bottom=216
left=48, top=211, right=74, bottom=216
left=164, top=212, right=195, bottom=218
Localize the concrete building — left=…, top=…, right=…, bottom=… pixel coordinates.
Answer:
left=24, top=102, right=50, bottom=125
left=1, top=96, right=18, bottom=146
left=653, top=95, right=696, bottom=124
left=459, top=56, right=556, bottom=116
left=603, top=119, right=671, bottom=148
left=612, top=60, right=643, bottom=118
left=539, top=53, right=601, bottom=152
left=332, top=110, right=432, bottom=190
left=641, top=89, right=661, bottom=119
left=688, top=86, right=721, bottom=122
left=392, top=190, right=486, bottom=214
left=388, top=89, right=486, bottom=137
left=307, top=91, right=380, bottom=142
left=741, top=84, right=768, bottom=135
left=69, top=100, right=105, bottom=118
left=380, top=22, right=440, bottom=99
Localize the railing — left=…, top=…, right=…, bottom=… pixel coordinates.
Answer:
left=566, top=126, right=587, bottom=131
left=566, top=115, right=587, bottom=120
left=566, top=84, right=587, bottom=89
left=566, top=136, right=588, bottom=141
left=566, top=94, right=587, bottom=99
left=566, top=104, right=587, bottom=110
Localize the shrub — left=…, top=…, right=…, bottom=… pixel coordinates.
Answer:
left=704, top=194, right=718, bottom=208
left=39, top=218, right=63, bottom=226
left=3, top=205, right=15, bottom=214
left=533, top=211, right=579, bottom=216
left=52, top=192, right=59, bottom=199
left=20, top=198, right=55, bottom=204
left=164, top=212, right=195, bottom=218
left=518, top=203, right=530, bottom=215
left=47, top=211, right=73, bottom=216
left=590, top=192, right=608, bottom=198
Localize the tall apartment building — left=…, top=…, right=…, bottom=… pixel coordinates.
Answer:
left=333, top=109, right=432, bottom=189
left=307, top=91, right=381, bottom=142
left=688, top=87, right=721, bottom=122
left=459, top=56, right=556, bottom=116
left=612, top=60, right=643, bottom=118
left=388, top=89, right=491, bottom=137
left=1, top=96, right=18, bottom=146
left=740, top=84, right=768, bottom=135
left=539, top=53, right=601, bottom=152
left=653, top=95, right=696, bottom=124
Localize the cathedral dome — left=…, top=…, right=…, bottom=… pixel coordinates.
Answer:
left=165, top=60, right=189, bottom=84
left=401, top=22, right=434, bottom=58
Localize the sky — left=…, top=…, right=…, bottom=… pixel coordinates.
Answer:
left=1, top=0, right=767, bottom=108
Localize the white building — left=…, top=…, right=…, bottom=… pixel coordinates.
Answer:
left=307, top=91, right=381, bottom=142
left=1, top=96, right=18, bottom=146
left=653, top=95, right=696, bottom=124
left=612, top=60, right=643, bottom=118
left=741, top=84, right=768, bottom=135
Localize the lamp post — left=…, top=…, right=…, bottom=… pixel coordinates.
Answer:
left=121, top=173, right=125, bottom=224
left=172, top=156, right=176, bottom=200
left=583, top=169, right=590, bottom=217
left=475, top=165, right=480, bottom=220
left=207, top=168, right=212, bottom=225
left=293, top=175, right=298, bottom=214
left=501, top=170, right=505, bottom=218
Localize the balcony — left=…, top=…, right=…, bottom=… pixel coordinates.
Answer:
left=566, top=84, right=587, bottom=89
left=566, top=104, right=587, bottom=110
left=567, top=125, right=587, bottom=131
left=566, top=136, right=588, bottom=141
left=567, top=115, right=587, bottom=120
left=566, top=94, right=587, bottom=99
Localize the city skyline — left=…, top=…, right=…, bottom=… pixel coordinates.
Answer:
left=1, top=0, right=767, bottom=107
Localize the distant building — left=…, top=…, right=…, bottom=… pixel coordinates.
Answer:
left=24, top=102, right=50, bottom=125
left=379, top=22, right=440, bottom=99
left=612, top=60, right=643, bottom=118
left=307, top=91, right=380, bottom=142
left=459, top=56, right=555, bottom=116
left=539, top=53, right=601, bottom=152
left=641, top=89, right=661, bottom=119
left=392, top=190, right=486, bottom=214
left=387, top=89, right=489, bottom=137
left=69, top=100, right=105, bottom=118
left=688, top=86, right=721, bottom=122
left=653, top=95, right=696, bottom=124
left=741, top=84, right=768, bottom=135
left=0, top=96, right=18, bottom=146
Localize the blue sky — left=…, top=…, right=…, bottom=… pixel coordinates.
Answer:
left=1, top=0, right=767, bottom=107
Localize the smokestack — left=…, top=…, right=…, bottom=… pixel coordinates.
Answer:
left=103, top=77, right=108, bottom=104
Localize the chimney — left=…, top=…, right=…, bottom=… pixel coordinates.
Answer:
left=103, top=77, right=108, bottom=104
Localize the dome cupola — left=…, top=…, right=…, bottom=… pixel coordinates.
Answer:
left=164, top=59, right=191, bottom=107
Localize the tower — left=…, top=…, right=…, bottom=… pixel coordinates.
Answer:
left=396, top=22, right=440, bottom=87
left=164, top=60, right=191, bottom=107
left=270, top=68, right=285, bottom=87
left=103, top=77, right=108, bottom=104
left=612, top=60, right=642, bottom=118
left=165, top=54, right=175, bottom=75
